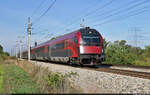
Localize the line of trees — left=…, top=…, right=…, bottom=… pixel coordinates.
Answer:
left=103, top=39, right=150, bottom=66
left=0, top=44, right=9, bottom=61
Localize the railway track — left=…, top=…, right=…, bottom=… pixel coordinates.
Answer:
left=29, top=59, right=150, bottom=80
left=55, top=62, right=150, bottom=80
left=102, top=63, right=150, bottom=69
left=82, top=67, right=150, bottom=80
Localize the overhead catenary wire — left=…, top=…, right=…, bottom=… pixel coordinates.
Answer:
left=65, top=0, right=150, bottom=31
left=51, top=0, right=103, bottom=32
left=32, top=0, right=56, bottom=25
left=91, top=5, right=150, bottom=27
left=66, top=0, right=114, bottom=27
left=53, top=0, right=115, bottom=35
left=31, top=0, right=47, bottom=18
left=86, top=0, right=150, bottom=24
left=84, top=0, right=114, bottom=17
left=52, top=0, right=114, bottom=30
left=85, top=0, right=140, bottom=22
left=66, top=5, right=150, bottom=33
left=55, top=0, right=148, bottom=35
left=68, top=0, right=101, bottom=22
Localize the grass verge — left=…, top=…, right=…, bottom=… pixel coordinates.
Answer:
left=15, top=60, right=82, bottom=93
left=0, top=64, right=4, bottom=93
left=3, top=62, right=39, bottom=94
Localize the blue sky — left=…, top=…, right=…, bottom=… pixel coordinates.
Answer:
left=0, top=0, right=150, bottom=54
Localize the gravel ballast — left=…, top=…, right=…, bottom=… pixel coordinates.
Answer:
left=31, top=61, right=150, bottom=94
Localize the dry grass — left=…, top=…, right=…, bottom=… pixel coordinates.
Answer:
left=13, top=59, right=81, bottom=93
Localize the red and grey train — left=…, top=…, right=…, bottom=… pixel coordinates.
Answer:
left=22, top=27, right=105, bottom=66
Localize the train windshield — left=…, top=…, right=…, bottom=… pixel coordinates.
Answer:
left=81, top=35, right=100, bottom=46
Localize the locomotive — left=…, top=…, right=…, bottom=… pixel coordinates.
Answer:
left=22, top=27, right=105, bottom=66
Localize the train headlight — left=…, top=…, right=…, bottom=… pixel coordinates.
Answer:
left=102, top=48, right=105, bottom=53
left=80, top=46, right=84, bottom=54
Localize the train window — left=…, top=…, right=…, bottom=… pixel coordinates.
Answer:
left=44, top=46, right=48, bottom=52
left=74, top=37, right=77, bottom=43
left=51, top=44, right=56, bottom=50
left=82, top=35, right=100, bottom=46
left=68, top=39, right=72, bottom=46
left=40, top=47, right=43, bottom=52
left=56, top=44, right=59, bottom=49
left=38, top=48, right=41, bottom=53
left=56, top=42, right=64, bottom=49
left=61, top=42, right=65, bottom=49
left=66, top=40, right=69, bottom=47
left=72, top=36, right=77, bottom=43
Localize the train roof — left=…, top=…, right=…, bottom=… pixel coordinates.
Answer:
left=31, top=29, right=79, bottom=49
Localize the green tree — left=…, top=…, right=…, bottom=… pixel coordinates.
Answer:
left=4, top=52, right=9, bottom=56
left=50, top=37, right=56, bottom=41
left=140, top=46, right=150, bottom=62
left=144, top=46, right=150, bottom=57
left=119, top=40, right=126, bottom=46
left=114, top=40, right=119, bottom=45
left=105, top=40, right=136, bottom=65
left=0, top=45, right=3, bottom=53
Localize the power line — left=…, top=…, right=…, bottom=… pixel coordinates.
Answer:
left=31, top=0, right=47, bottom=18
left=88, top=0, right=150, bottom=25
left=32, top=0, right=56, bottom=25
left=91, top=4, right=150, bottom=27
left=65, top=4, right=150, bottom=32
left=85, top=0, right=140, bottom=22
left=67, top=0, right=114, bottom=27
left=68, top=0, right=101, bottom=21
left=58, top=0, right=148, bottom=34
left=32, top=29, right=48, bottom=35
left=51, top=0, right=103, bottom=33
left=53, top=0, right=114, bottom=36
left=58, top=0, right=150, bottom=34
left=84, top=0, right=114, bottom=17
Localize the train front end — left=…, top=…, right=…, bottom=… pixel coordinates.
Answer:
left=77, top=27, right=105, bottom=66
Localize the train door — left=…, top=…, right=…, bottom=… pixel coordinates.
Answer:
left=65, top=40, right=69, bottom=56
left=49, top=45, right=51, bottom=57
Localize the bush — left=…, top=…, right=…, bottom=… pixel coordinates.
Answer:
left=47, top=71, right=79, bottom=93
left=0, top=44, right=9, bottom=61
left=104, top=39, right=150, bottom=66
left=135, top=60, right=150, bottom=66
left=47, top=72, right=65, bottom=92
left=105, top=42, right=136, bottom=65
